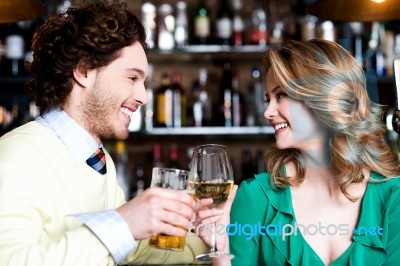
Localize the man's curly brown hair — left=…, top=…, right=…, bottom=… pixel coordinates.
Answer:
left=25, top=0, right=148, bottom=114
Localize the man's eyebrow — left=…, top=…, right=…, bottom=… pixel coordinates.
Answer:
left=126, top=68, right=146, bottom=79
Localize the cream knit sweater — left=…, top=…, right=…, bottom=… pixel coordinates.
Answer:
left=0, top=122, right=208, bottom=265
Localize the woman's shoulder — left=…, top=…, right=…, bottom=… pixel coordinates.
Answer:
left=368, top=171, right=400, bottom=204
left=369, top=171, right=400, bottom=189
left=236, top=171, right=289, bottom=204
left=239, top=172, right=272, bottom=192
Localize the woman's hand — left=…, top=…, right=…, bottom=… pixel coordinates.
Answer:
left=192, top=185, right=238, bottom=252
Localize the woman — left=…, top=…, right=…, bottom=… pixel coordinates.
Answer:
left=219, top=39, right=400, bottom=266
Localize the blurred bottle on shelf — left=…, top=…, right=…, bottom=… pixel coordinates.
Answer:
left=141, top=2, right=157, bottom=49
left=131, top=160, right=145, bottom=198
left=171, top=70, right=187, bottom=127
left=219, top=62, right=233, bottom=127
left=174, top=1, right=189, bottom=48
left=7, top=102, right=29, bottom=131
left=381, top=27, right=395, bottom=77
left=115, top=140, right=132, bottom=201
left=232, top=67, right=243, bottom=127
left=193, top=0, right=211, bottom=45
left=168, top=143, right=180, bottom=169
left=144, top=64, right=154, bottom=131
left=3, top=22, right=26, bottom=76
left=153, top=143, right=164, bottom=168
left=155, top=73, right=173, bottom=127
left=300, top=15, right=317, bottom=41
left=348, top=22, right=365, bottom=66
left=215, top=0, right=233, bottom=46
left=393, top=34, right=400, bottom=73
left=0, top=38, right=5, bottom=74
left=256, top=149, right=265, bottom=173
left=270, top=21, right=284, bottom=45
left=364, top=22, right=386, bottom=77
left=157, top=4, right=175, bottom=50
left=193, top=67, right=212, bottom=127
left=245, top=84, right=256, bottom=127
left=249, top=0, right=268, bottom=46
left=320, top=20, right=335, bottom=42
left=241, top=149, right=254, bottom=182
left=232, top=0, right=244, bottom=47
left=250, top=66, right=268, bottom=126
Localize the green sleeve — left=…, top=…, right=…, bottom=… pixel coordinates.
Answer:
left=230, top=180, right=266, bottom=266
left=383, top=186, right=400, bottom=265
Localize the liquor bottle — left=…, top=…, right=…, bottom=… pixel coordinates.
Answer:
left=215, top=0, right=233, bottom=46
left=232, top=68, right=243, bottom=127
left=193, top=68, right=212, bottom=127
left=250, top=66, right=268, bottom=126
left=153, top=143, right=164, bottom=168
left=3, top=23, right=26, bottom=76
left=141, top=2, right=156, bottom=49
left=250, top=0, right=268, bottom=46
left=219, top=62, right=233, bottom=127
left=256, top=149, right=265, bottom=173
left=171, top=70, right=187, bottom=127
left=168, top=144, right=180, bottom=169
left=241, top=149, right=254, bottom=182
left=232, top=0, right=244, bottom=47
left=157, top=4, right=175, bottom=50
left=144, top=64, right=154, bottom=131
left=193, top=0, right=211, bottom=45
left=155, top=73, right=173, bottom=127
left=131, top=160, right=145, bottom=198
left=115, top=141, right=132, bottom=201
left=174, top=1, right=189, bottom=49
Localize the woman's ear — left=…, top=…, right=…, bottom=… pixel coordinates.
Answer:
left=73, top=64, right=96, bottom=88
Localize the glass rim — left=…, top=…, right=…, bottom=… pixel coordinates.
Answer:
left=193, top=144, right=227, bottom=151
left=152, top=167, right=190, bottom=174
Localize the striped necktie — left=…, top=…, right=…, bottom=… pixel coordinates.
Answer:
left=86, top=147, right=107, bottom=174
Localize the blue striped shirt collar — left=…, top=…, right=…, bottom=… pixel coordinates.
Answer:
left=36, top=108, right=101, bottom=165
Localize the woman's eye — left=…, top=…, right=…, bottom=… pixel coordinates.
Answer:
left=129, top=76, right=138, bottom=82
left=264, top=99, right=270, bottom=108
left=276, top=92, right=287, bottom=100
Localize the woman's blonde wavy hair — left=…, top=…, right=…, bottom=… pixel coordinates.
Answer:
left=264, top=38, right=400, bottom=200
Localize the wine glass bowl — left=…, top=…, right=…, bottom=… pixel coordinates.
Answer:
left=189, top=144, right=234, bottom=261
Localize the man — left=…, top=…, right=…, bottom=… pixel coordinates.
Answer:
left=0, top=1, right=212, bottom=265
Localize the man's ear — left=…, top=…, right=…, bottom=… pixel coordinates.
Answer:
left=73, top=64, right=96, bottom=88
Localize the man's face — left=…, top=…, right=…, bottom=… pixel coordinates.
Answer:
left=82, top=42, right=148, bottom=140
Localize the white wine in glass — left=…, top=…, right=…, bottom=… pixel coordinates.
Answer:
left=189, top=144, right=234, bottom=261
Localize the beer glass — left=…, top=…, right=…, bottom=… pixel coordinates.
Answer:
left=148, top=167, right=190, bottom=251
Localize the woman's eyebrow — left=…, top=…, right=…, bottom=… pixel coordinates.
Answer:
left=265, top=85, right=281, bottom=99
left=272, top=86, right=281, bottom=93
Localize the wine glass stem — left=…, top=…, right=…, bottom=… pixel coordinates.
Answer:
left=211, top=221, right=218, bottom=253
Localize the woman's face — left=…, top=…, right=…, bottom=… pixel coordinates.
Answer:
left=264, top=70, right=328, bottom=151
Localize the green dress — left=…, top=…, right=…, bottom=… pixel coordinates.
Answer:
left=230, top=171, right=400, bottom=265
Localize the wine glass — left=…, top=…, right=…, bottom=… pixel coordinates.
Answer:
left=188, top=144, right=234, bottom=261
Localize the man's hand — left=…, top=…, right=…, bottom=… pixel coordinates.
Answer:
left=117, top=187, right=196, bottom=240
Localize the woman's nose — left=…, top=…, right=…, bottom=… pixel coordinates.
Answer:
left=264, top=103, right=277, bottom=120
